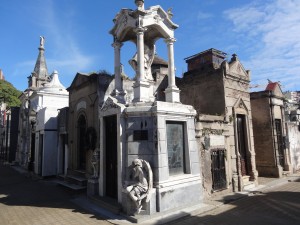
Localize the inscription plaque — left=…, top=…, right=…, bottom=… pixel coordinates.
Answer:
left=167, top=122, right=185, bottom=175
left=133, top=130, right=148, bottom=141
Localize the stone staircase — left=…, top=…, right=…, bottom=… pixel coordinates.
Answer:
left=56, top=169, right=87, bottom=191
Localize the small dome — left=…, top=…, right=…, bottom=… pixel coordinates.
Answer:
left=40, top=70, right=68, bottom=94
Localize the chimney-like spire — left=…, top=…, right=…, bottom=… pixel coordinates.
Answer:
left=33, top=36, right=49, bottom=79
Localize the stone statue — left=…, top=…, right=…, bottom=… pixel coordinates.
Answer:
left=126, top=158, right=152, bottom=214
left=129, top=43, right=155, bottom=81
left=135, top=0, right=144, bottom=10
left=39, top=36, right=45, bottom=48
left=91, top=149, right=100, bottom=178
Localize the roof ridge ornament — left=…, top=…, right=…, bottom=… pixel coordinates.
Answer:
left=135, top=0, right=144, bottom=10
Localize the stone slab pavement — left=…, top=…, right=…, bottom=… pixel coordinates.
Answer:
left=164, top=174, right=300, bottom=225
left=0, top=162, right=116, bottom=225
left=1, top=161, right=300, bottom=225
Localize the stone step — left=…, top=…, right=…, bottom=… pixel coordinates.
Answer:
left=88, top=195, right=121, bottom=214
left=242, top=175, right=251, bottom=184
left=68, top=169, right=86, bottom=177
left=243, top=182, right=256, bottom=191
left=55, top=180, right=87, bottom=191
left=65, top=174, right=87, bottom=186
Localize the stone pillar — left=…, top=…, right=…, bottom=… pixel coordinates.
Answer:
left=133, top=27, right=150, bottom=102
left=137, top=28, right=145, bottom=82
left=112, top=41, right=125, bottom=103
left=164, top=38, right=180, bottom=103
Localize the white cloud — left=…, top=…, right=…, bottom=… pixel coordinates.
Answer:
left=224, top=0, right=300, bottom=91
left=33, top=0, right=94, bottom=76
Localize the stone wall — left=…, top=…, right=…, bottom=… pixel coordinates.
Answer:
left=195, top=115, right=231, bottom=198
left=286, top=122, right=300, bottom=172
left=178, top=70, right=225, bottom=115
left=251, top=95, right=276, bottom=172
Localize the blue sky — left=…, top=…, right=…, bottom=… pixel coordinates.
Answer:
left=1, top=0, right=300, bottom=92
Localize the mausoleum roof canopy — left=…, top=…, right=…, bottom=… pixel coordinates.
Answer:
left=110, top=5, right=179, bottom=43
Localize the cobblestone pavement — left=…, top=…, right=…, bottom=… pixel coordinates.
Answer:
left=0, top=163, right=113, bottom=225
left=168, top=175, right=300, bottom=225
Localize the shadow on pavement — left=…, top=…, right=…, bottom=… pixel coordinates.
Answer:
left=0, top=163, right=111, bottom=223
left=162, top=180, right=300, bottom=225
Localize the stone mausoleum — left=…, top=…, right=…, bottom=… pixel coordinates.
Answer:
left=251, top=82, right=291, bottom=177
left=178, top=49, right=258, bottom=196
left=92, top=0, right=202, bottom=220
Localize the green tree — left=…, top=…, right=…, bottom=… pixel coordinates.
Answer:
left=0, top=80, right=22, bottom=108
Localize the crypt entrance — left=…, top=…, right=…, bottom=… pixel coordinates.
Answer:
left=104, top=115, right=118, bottom=199
left=77, top=114, right=87, bottom=171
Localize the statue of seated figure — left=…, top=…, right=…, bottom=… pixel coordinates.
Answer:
left=126, top=158, right=152, bottom=214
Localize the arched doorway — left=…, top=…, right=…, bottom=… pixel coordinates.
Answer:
left=77, top=115, right=87, bottom=170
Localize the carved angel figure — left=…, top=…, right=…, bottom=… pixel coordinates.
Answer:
left=126, top=158, right=153, bottom=214
left=129, top=43, right=155, bottom=81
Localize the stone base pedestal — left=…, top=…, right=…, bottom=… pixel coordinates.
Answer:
left=165, top=86, right=180, bottom=103
left=87, top=178, right=99, bottom=196
left=122, top=189, right=156, bottom=216
left=156, top=177, right=202, bottom=212
left=111, top=89, right=126, bottom=104
left=133, top=80, right=151, bottom=102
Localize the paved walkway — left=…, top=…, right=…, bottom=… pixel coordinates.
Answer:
left=0, top=163, right=113, bottom=225
left=166, top=174, right=300, bottom=225
left=1, top=162, right=300, bottom=225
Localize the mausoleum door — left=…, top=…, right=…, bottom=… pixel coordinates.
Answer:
left=77, top=115, right=86, bottom=170
left=104, top=115, right=118, bottom=199
left=237, top=115, right=249, bottom=176
left=275, top=119, right=284, bottom=167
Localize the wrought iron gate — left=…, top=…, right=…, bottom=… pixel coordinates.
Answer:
left=211, top=149, right=227, bottom=191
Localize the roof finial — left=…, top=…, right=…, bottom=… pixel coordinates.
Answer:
left=39, top=36, right=45, bottom=49
left=135, top=0, right=144, bottom=10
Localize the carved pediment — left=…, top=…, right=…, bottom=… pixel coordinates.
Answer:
left=229, top=61, right=249, bottom=79
left=233, top=98, right=249, bottom=114
left=100, top=96, right=121, bottom=112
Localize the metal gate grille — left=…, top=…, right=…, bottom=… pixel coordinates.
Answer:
left=211, top=149, right=227, bottom=191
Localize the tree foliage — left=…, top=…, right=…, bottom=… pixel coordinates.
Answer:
left=0, top=80, right=22, bottom=108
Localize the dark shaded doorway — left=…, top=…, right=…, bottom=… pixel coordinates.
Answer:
left=38, top=134, right=43, bottom=175
left=28, top=132, right=35, bottom=171
left=237, top=115, right=250, bottom=176
left=59, top=134, right=67, bottom=174
left=77, top=115, right=86, bottom=170
left=105, top=115, right=118, bottom=199
left=275, top=119, right=284, bottom=167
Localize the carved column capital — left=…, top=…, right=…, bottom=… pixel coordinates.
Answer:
left=112, top=41, right=123, bottom=49
left=165, top=37, right=176, bottom=44
left=134, top=26, right=147, bottom=34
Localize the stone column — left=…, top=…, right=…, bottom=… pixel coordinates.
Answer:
left=133, top=27, right=150, bottom=102
left=137, top=28, right=145, bottom=82
left=112, top=41, right=125, bottom=103
left=164, top=38, right=180, bottom=103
